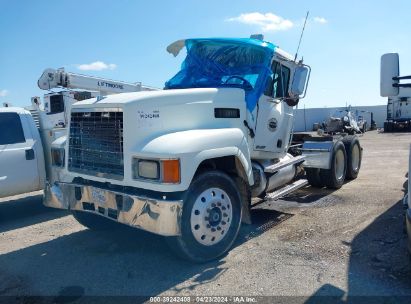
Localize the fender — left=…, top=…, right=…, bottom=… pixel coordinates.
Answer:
left=137, top=128, right=253, bottom=191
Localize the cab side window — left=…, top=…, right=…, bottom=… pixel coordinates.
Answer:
left=264, top=61, right=290, bottom=98
left=0, top=113, right=25, bottom=145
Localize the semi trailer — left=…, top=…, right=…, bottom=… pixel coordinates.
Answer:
left=44, top=36, right=362, bottom=262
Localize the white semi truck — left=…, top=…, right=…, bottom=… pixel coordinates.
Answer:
left=44, top=36, right=362, bottom=262
left=0, top=69, right=155, bottom=198
left=381, top=53, right=411, bottom=131
left=384, top=88, right=411, bottom=132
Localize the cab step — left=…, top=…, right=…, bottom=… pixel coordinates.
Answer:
left=264, top=179, right=309, bottom=201
left=264, top=155, right=306, bottom=173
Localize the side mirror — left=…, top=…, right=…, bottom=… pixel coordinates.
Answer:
left=380, top=53, right=399, bottom=97
left=290, top=65, right=310, bottom=98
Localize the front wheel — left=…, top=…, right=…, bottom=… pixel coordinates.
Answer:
left=167, top=171, right=242, bottom=263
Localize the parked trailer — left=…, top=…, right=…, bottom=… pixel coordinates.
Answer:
left=44, top=36, right=362, bottom=262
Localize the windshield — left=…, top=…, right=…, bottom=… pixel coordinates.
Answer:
left=165, top=40, right=271, bottom=91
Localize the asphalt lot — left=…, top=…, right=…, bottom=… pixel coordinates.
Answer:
left=1, top=130, right=411, bottom=302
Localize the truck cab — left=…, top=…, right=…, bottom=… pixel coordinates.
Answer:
left=45, top=36, right=361, bottom=262
left=0, top=107, right=46, bottom=198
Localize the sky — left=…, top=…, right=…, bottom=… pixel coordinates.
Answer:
left=1, top=0, right=411, bottom=109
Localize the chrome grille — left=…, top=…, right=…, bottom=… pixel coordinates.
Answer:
left=68, top=111, right=124, bottom=180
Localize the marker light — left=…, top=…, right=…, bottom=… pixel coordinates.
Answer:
left=162, top=159, right=180, bottom=184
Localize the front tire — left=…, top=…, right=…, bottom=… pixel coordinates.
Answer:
left=167, top=171, right=242, bottom=263
left=320, top=141, right=347, bottom=189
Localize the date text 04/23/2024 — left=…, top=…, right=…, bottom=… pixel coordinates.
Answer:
left=149, top=296, right=258, bottom=303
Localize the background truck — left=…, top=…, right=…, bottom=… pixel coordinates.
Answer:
left=322, top=109, right=362, bottom=135
left=384, top=88, right=411, bottom=132
left=0, top=69, right=155, bottom=198
left=45, top=36, right=362, bottom=262
left=0, top=107, right=46, bottom=197
left=380, top=53, right=411, bottom=132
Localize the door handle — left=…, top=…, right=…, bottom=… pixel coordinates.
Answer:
left=25, top=149, right=35, bottom=160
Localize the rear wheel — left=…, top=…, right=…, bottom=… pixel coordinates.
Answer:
left=320, top=141, right=347, bottom=189
left=167, top=171, right=242, bottom=263
left=342, top=135, right=362, bottom=180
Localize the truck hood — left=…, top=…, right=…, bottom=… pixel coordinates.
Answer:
left=71, top=88, right=245, bottom=109
left=70, top=87, right=247, bottom=152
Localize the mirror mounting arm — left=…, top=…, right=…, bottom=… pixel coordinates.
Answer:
left=393, top=75, right=411, bottom=81
left=393, top=83, right=411, bottom=88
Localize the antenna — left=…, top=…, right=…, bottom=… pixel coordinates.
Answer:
left=294, top=11, right=309, bottom=62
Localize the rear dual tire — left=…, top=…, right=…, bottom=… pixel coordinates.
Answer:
left=342, top=135, right=361, bottom=180
left=319, top=141, right=347, bottom=189
left=306, top=137, right=361, bottom=189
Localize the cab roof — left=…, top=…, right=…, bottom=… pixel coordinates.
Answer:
left=0, top=107, right=30, bottom=115
left=167, top=37, right=277, bottom=57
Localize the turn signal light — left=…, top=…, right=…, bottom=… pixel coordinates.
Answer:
left=162, top=159, right=180, bottom=184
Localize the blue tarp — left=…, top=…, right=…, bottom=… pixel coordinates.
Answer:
left=165, top=38, right=276, bottom=112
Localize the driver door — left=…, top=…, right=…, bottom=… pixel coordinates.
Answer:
left=253, top=61, right=293, bottom=155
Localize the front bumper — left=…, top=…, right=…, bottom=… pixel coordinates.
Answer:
left=44, top=182, right=183, bottom=236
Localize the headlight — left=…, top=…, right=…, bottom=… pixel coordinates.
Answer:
left=133, top=159, right=160, bottom=180
left=51, top=148, right=65, bottom=167
left=132, top=158, right=180, bottom=184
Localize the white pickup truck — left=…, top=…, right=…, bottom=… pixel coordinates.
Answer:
left=45, top=36, right=362, bottom=262
left=0, top=107, right=46, bottom=197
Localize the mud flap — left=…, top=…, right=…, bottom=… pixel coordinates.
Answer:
left=234, top=176, right=252, bottom=225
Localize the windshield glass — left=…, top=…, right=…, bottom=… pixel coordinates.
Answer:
left=165, top=40, right=271, bottom=91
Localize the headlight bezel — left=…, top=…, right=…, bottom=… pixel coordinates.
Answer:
left=132, top=157, right=180, bottom=184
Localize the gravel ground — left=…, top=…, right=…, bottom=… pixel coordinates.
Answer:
left=0, top=131, right=410, bottom=303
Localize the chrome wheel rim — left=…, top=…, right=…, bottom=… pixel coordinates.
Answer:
left=351, top=144, right=360, bottom=172
left=335, top=149, right=345, bottom=181
left=191, top=187, right=233, bottom=246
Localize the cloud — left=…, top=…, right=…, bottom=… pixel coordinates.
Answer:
left=77, top=61, right=117, bottom=71
left=313, top=17, right=327, bottom=24
left=227, top=12, right=294, bottom=32
left=0, top=89, right=8, bottom=97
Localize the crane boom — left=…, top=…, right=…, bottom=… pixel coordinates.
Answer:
left=38, top=68, right=157, bottom=94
